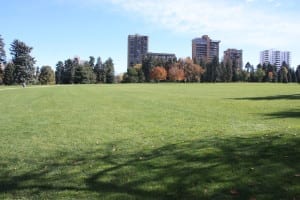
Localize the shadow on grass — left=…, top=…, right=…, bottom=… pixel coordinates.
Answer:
left=0, top=135, right=299, bottom=199
left=264, top=109, right=300, bottom=119
left=232, top=94, right=300, bottom=101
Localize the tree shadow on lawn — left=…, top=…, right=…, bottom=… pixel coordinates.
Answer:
left=0, top=135, right=299, bottom=199
left=232, top=94, right=300, bottom=101
left=264, top=109, right=300, bottom=119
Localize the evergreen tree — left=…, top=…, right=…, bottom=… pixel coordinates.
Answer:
left=38, top=66, right=55, bottom=85
left=142, top=56, right=154, bottom=82
left=137, top=67, right=145, bottom=83
left=289, top=68, right=297, bottom=83
left=0, top=65, right=3, bottom=84
left=296, top=65, right=300, bottom=83
left=89, top=56, right=95, bottom=67
left=232, top=59, right=240, bottom=82
left=255, top=67, right=265, bottom=82
left=104, top=58, right=115, bottom=83
left=279, top=66, right=288, bottom=83
left=0, top=35, right=5, bottom=64
left=74, top=63, right=95, bottom=84
left=216, top=61, right=226, bottom=82
left=3, top=63, right=15, bottom=85
left=63, top=59, right=75, bottom=84
left=123, top=67, right=138, bottom=83
left=224, top=58, right=233, bottom=82
left=55, top=61, right=64, bottom=84
left=10, top=40, right=36, bottom=84
left=245, top=62, right=252, bottom=73
left=210, top=56, right=219, bottom=82
left=94, top=57, right=105, bottom=83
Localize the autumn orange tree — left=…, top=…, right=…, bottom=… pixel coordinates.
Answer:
left=182, top=58, right=205, bottom=82
left=150, top=66, right=167, bottom=82
left=168, top=64, right=185, bottom=82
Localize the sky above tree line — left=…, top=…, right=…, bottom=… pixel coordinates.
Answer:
left=1, top=0, right=299, bottom=73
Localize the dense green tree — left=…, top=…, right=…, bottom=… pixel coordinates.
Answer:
left=104, top=58, right=115, bottom=83
left=232, top=59, right=240, bottom=82
left=243, top=62, right=253, bottom=82
left=137, top=67, right=145, bottom=83
left=10, top=40, right=36, bottom=84
left=142, top=56, right=154, bottom=82
left=123, top=67, right=138, bottom=83
left=211, top=57, right=219, bottom=82
left=35, top=67, right=40, bottom=80
left=94, top=57, right=105, bottom=83
left=0, top=65, right=3, bottom=84
left=74, top=63, right=95, bottom=84
left=203, top=57, right=218, bottom=82
left=0, top=35, right=5, bottom=84
left=240, top=69, right=249, bottom=82
left=89, top=56, right=95, bottom=67
left=289, top=68, right=297, bottom=83
left=38, top=66, right=55, bottom=85
left=216, top=62, right=226, bottom=82
left=279, top=66, right=288, bottom=83
left=63, top=59, right=75, bottom=84
left=255, top=67, right=266, bottom=82
left=224, top=58, right=233, bottom=82
left=245, top=62, right=252, bottom=73
left=0, top=35, right=5, bottom=64
left=296, top=65, right=300, bottom=83
left=3, top=63, right=15, bottom=85
left=55, top=61, right=64, bottom=84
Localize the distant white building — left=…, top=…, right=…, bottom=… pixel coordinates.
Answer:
left=260, top=49, right=291, bottom=70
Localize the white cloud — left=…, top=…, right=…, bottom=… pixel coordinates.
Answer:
left=59, top=0, right=299, bottom=66
left=105, top=0, right=299, bottom=48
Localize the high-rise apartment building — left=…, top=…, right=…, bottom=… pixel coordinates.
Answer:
left=224, top=49, right=243, bottom=69
left=260, top=49, right=291, bottom=69
left=192, top=35, right=220, bottom=63
left=128, top=34, right=148, bottom=68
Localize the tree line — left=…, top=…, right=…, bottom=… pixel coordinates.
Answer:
left=122, top=55, right=300, bottom=83
left=55, top=56, right=114, bottom=84
left=0, top=35, right=115, bottom=85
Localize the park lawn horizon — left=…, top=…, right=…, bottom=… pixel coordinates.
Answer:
left=0, top=83, right=299, bottom=199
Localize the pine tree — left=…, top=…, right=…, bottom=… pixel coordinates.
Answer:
left=63, top=59, right=75, bottom=84
left=0, top=35, right=6, bottom=64
left=3, top=63, right=15, bottom=85
left=10, top=40, right=36, bottom=84
left=94, top=57, right=105, bottom=83
left=104, top=58, right=115, bottom=83
left=55, top=61, right=64, bottom=84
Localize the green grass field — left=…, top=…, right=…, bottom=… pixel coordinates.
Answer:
left=0, top=84, right=299, bottom=199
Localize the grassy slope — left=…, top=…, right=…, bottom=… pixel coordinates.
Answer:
left=0, top=84, right=299, bottom=199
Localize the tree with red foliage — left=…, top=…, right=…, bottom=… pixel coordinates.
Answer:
left=183, top=58, right=205, bottom=82
left=150, top=66, right=167, bottom=82
left=168, top=65, right=185, bottom=82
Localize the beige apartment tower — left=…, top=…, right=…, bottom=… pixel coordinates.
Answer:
left=192, top=35, right=220, bottom=63
left=224, top=49, right=243, bottom=69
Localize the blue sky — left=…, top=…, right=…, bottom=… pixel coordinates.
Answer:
left=1, top=0, right=300, bottom=73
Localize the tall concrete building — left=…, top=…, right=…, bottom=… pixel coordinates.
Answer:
left=127, top=34, right=148, bottom=68
left=192, top=35, right=220, bottom=63
left=260, top=49, right=291, bottom=70
left=224, top=49, right=243, bottom=69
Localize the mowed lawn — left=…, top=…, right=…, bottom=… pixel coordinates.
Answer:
left=0, top=84, right=299, bottom=199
